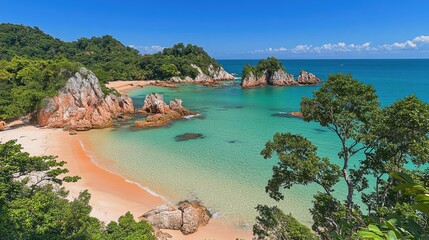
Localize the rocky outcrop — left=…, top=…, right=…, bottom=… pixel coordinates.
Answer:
left=240, top=71, right=267, bottom=88
left=170, top=64, right=234, bottom=83
left=0, top=121, right=6, bottom=131
left=37, top=68, right=134, bottom=131
left=288, top=111, right=304, bottom=118
left=267, top=70, right=298, bottom=86
left=241, top=69, right=298, bottom=88
left=297, top=70, right=321, bottom=85
left=241, top=69, right=321, bottom=88
left=178, top=201, right=211, bottom=235
left=140, top=201, right=212, bottom=235
left=134, top=93, right=194, bottom=128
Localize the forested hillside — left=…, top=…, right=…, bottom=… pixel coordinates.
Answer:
left=0, top=23, right=223, bottom=81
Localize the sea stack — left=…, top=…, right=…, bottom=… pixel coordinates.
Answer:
left=240, top=57, right=321, bottom=88
left=297, top=70, right=322, bottom=85
left=134, top=93, right=195, bottom=128
left=37, top=68, right=134, bottom=131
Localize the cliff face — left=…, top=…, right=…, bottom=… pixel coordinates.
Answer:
left=268, top=70, right=297, bottom=86
left=241, top=69, right=320, bottom=88
left=38, top=68, right=134, bottom=131
left=170, top=64, right=234, bottom=82
left=297, top=70, right=321, bottom=85
left=240, top=71, right=267, bottom=88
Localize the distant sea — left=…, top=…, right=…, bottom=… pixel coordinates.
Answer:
left=87, top=59, right=429, bottom=228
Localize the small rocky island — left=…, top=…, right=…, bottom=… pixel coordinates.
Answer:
left=240, top=57, right=321, bottom=88
left=134, top=93, right=195, bottom=128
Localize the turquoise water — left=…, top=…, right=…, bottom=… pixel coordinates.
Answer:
left=87, top=59, right=429, bottom=228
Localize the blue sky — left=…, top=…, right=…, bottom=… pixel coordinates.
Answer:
left=1, top=0, right=428, bottom=59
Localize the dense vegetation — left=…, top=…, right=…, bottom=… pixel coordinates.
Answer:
left=0, top=57, right=82, bottom=121
left=0, top=23, right=225, bottom=121
left=0, top=140, right=156, bottom=240
left=255, top=73, right=429, bottom=239
left=140, top=43, right=221, bottom=80
left=0, top=24, right=222, bottom=81
left=242, top=57, right=284, bottom=79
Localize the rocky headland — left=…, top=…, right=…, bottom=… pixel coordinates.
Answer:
left=170, top=64, right=234, bottom=83
left=37, top=68, right=134, bottom=131
left=134, top=93, right=195, bottom=128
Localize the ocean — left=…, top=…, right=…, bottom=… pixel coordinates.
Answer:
left=87, top=59, right=429, bottom=228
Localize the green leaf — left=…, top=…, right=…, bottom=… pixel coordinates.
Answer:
left=368, top=224, right=383, bottom=236
left=357, top=230, right=385, bottom=240
left=386, top=230, right=398, bottom=240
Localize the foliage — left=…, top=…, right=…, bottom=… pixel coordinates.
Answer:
left=104, top=212, right=156, bottom=240
left=140, top=43, right=219, bottom=80
left=357, top=172, right=429, bottom=239
left=242, top=57, right=285, bottom=79
left=0, top=140, right=155, bottom=239
left=0, top=24, right=223, bottom=82
left=258, top=73, right=429, bottom=239
left=0, top=57, right=81, bottom=121
left=253, top=205, right=316, bottom=240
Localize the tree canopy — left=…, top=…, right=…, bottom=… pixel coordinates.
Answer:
left=0, top=24, right=223, bottom=82
left=0, top=57, right=82, bottom=121
left=0, top=140, right=156, bottom=240
left=242, top=57, right=285, bottom=79
left=257, top=73, right=429, bottom=239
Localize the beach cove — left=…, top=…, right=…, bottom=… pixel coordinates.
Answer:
left=87, top=59, right=429, bottom=229
left=1, top=59, right=428, bottom=239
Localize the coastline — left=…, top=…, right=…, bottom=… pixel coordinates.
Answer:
left=106, top=80, right=157, bottom=94
left=0, top=125, right=252, bottom=239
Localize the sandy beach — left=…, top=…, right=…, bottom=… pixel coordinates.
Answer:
left=0, top=125, right=252, bottom=239
left=106, top=80, right=157, bottom=94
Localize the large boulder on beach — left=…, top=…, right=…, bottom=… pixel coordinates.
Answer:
left=134, top=94, right=194, bottom=129
left=297, top=70, right=321, bottom=85
left=178, top=201, right=211, bottom=235
left=140, top=201, right=211, bottom=235
left=144, top=210, right=183, bottom=230
left=37, top=68, right=134, bottom=131
left=0, top=121, right=6, bottom=131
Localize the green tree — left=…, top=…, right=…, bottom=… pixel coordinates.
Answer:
left=253, top=205, right=316, bottom=240
left=0, top=140, right=156, bottom=239
left=259, top=73, right=429, bottom=239
left=104, top=212, right=156, bottom=240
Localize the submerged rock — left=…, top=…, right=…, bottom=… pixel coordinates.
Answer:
left=37, top=68, right=134, bottom=131
left=287, top=111, right=304, bottom=118
left=140, top=201, right=211, bottom=235
left=174, top=133, right=204, bottom=142
left=134, top=94, right=195, bottom=129
left=271, top=111, right=304, bottom=119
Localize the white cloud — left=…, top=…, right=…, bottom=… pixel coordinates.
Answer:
left=129, top=45, right=165, bottom=54
left=413, top=35, right=429, bottom=43
left=250, top=35, right=429, bottom=55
